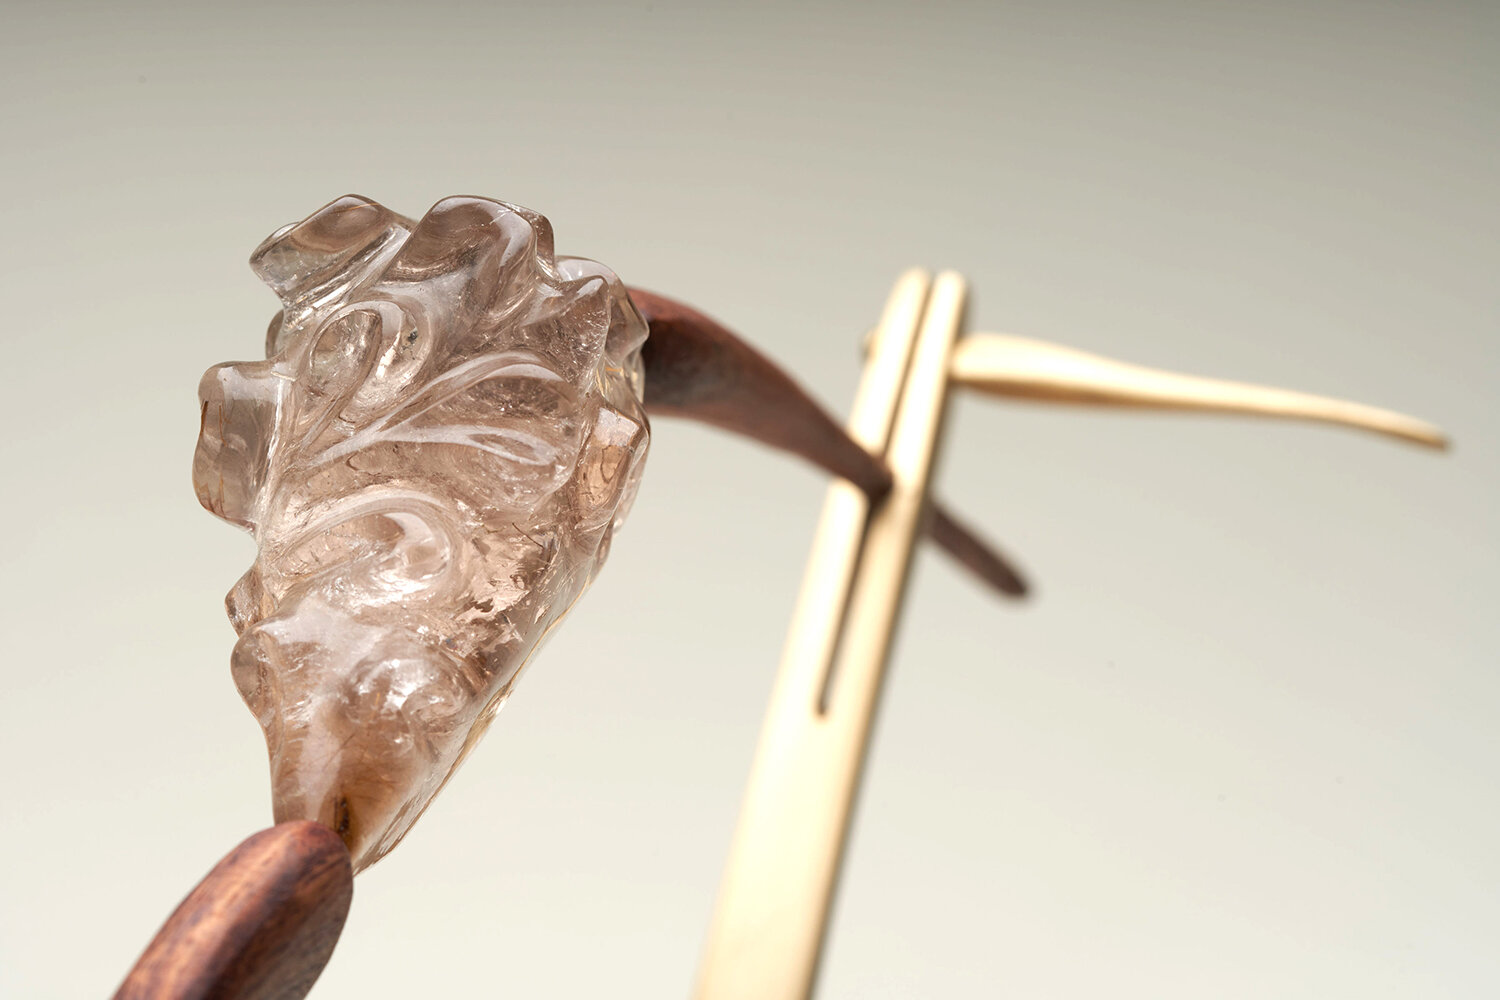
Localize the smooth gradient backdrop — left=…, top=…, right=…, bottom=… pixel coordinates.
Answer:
left=1, top=2, right=1494, bottom=997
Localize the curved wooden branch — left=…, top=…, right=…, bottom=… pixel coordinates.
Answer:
left=631, top=288, right=1029, bottom=598
left=113, top=822, right=352, bottom=1000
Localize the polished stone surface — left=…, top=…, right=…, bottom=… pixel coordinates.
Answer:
left=194, top=195, right=650, bottom=870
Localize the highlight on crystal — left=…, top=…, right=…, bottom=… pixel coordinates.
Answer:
left=193, top=195, right=651, bottom=870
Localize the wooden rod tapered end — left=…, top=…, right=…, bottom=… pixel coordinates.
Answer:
left=951, top=334, right=1450, bottom=450
left=113, top=821, right=353, bottom=1000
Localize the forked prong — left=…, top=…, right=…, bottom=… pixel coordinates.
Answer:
left=951, top=333, right=1449, bottom=449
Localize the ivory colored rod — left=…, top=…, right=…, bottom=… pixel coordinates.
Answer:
left=694, top=271, right=966, bottom=1000
left=950, top=333, right=1448, bottom=449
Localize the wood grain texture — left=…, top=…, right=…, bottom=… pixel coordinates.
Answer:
left=630, top=286, right=1028, bottom=597
left=113, top=821, right=353, bottom=1000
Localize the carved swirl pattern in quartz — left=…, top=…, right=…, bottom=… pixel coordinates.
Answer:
left=193, top=195, right=650, bottom=870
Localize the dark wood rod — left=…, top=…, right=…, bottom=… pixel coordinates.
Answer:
left=631, top=288, right=1027, bottom=598
left=113, top=821, right=353, bottom=1000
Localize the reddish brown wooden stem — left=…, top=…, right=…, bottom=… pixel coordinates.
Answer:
left=113, top=822, right=353, bottom=1000
left=926, top=504, right=1027, bottom=597
left=631, top=288, right=1028, bottom=598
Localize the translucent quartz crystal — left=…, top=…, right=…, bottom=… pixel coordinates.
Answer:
left=193, top=196, right=650, bottom=870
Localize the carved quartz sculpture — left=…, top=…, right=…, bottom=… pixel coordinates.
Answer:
left=193, top=195, right=650, bottom=870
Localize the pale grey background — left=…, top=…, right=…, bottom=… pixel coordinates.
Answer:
left=0, top=1, right=1494, bottom=997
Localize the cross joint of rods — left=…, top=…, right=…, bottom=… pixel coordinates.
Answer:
left=693, top=268, right=1445, bottom=1000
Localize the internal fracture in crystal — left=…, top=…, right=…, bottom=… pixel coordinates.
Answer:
left=194, top=195, right=650, bottom=870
